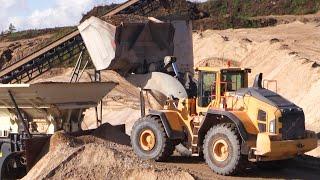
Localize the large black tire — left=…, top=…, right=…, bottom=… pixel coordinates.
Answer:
left=131, top=116, right=175, bottom=161
left=203, top=123, right=246, bottom=176
left=1, top=152, right=26, bottom=180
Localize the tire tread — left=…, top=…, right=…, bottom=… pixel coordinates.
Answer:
left=131, top=116, right=175, bottom=162
left=203, top=123, right=246, bottom=175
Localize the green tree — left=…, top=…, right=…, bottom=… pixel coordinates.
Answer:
left=8, top=23, right=16, bottom=33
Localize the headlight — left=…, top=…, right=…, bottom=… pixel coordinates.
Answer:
left=269, top=120, right=276, bottom=133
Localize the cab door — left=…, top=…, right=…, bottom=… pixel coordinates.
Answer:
left=197, top=71, right=217, bottom=114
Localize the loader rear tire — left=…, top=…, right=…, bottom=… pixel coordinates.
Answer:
left=131, top=116, right=175, bottom=162
left=203, top=123, right=246, bottom=176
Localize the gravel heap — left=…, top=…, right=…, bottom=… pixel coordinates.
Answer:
left=23, top=124, right=194, bottom=180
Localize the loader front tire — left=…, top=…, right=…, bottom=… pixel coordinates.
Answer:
left=203, top=123, right=245, bottom=176
left=131, top=116, right=175, bottom=162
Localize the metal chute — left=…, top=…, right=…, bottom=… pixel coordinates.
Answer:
left=0, top=82, right=117, bottom=108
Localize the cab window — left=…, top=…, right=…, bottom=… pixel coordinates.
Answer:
left=198, top=71, right=216, bottom=107
left=221, top=72, right=245, bottom=92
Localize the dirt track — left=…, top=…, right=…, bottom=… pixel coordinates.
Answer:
left=160, top=156, right=320, bottom=180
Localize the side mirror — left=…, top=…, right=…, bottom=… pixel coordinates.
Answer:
left=253, top=73, right=263, bottom=89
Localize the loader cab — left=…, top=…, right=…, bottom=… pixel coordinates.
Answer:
left=196, top=67, right=250, bottom=114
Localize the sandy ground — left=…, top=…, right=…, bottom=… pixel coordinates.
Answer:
left=161, top=156, right=320, bottom=180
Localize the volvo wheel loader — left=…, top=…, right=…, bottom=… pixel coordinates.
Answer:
left=131, top=66, right=318, bottom=175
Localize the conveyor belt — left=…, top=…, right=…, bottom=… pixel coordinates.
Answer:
left=0, top=31, right=83, bottom=83
left=0, top=0, right=169, bottom=84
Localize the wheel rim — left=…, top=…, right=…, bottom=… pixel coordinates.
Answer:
left=213, top=139, right=229, bottom=162
left=140, top=129, right=156, bottom=151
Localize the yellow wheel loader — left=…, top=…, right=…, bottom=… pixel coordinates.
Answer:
left=131, top=66, right=318, bottom=175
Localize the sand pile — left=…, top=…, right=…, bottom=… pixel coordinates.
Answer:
left=93, top=123, right=130, bottom=146
left=23, top=124, right=194, bottom=180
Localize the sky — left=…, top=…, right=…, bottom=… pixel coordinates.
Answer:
left=0, top=0, right=207, bottom=32
left=0, top=0, right=127, bottom=32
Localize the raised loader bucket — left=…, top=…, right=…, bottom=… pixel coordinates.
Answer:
left=78, top=16, right=175, bottom=74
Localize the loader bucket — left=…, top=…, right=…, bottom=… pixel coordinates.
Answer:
left=127, top=72, right=188, bottom=100
left=78, top=16, right=175, bottom=73
left=79, top=17, right=195, bottom=75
